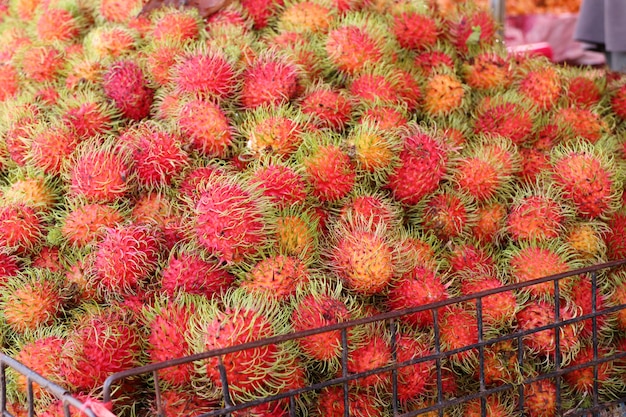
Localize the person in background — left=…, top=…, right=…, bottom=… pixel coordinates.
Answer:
left=575, top=0, right=626, bottom=72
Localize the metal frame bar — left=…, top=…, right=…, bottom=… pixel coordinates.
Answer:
left=96, top=258, right=626, bottom=416
left=0, top=355, right=97, bottom=417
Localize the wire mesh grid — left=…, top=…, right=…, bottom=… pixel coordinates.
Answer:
left=4, top=259, right=625, bottom=416
left=93, top=258, right=626, bottom=417
left=0, top=354, right=97, bottom=417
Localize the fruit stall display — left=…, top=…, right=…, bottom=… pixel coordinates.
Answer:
left=435, top=0, right=580, bottom=16
left=0, top=0, right=625, bottom=416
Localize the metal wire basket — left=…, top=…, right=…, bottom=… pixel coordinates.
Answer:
left=0, top=354, right=97, bottom=417
left=93, top=258, right=626, bottom=417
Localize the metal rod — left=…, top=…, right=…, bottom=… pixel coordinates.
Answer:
left=390, top=319, right=398, bottom=417
left=591, top=271, right=600, bottom=411
left=341, top=328, right=349, bottom=417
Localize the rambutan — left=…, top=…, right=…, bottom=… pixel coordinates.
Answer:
left=143, top=298, right=195, bottom=386
left=344, top=332, right=391, bottom=389
left=240, top=105, right=309, bottom=158
left=463, top=394, right=513, bottom=417
left=274, top=206, right=319, bottom=261
left=569, top=274, right=609, bottom=337
left=387, top=128, right=449, bottom=205
left=27, top=123, right=79, bottom=176
left=290, top=279, right=354, bottom=363
left=565, top=221, right=607, bottom=262
left=64, top=55, right=105, bottom=90
left=506, top=182, right=571, bottom=242
left=142, top=41, right=184, bottom=86
left=192, top=173, right=271, bottom=264
left=240, top=51, right=300, bottom=109
left=348, top=65, right=400, bottom=105
left=60, top=200, right=124, bottom=247
left=554, top=106, right=607, bottom=144
left=0, top=203, right=44, bottom=254
left=473, top=96, right=535, bottom=146
left=338, top=190, right=400, bottom=231
left=155, top=389, right=217, bottom=417
left=248, top=160, right=308, bottom=208
left=18, top=44, right=64, bottom=83
left=0, top=62, right=19, bottom=102
left=67, top=139, right=135, bottom=203
left=99, top=0, right=143, bottom=22
left=395, top=332, right=436, bottom=402
left=387, top=265, right=448, bottom=328
left=346, top=120, right=400, bottom=182
left=462, top=52, right=512, bottom=91
left=171, top=46, right=237, bottom=100
left=123, top=123, right=190, bottom=188
left=451, top=135, right=520, bottom=202
left=298, top=83, right=353, bottom=131
left=439, top=305, right=478, bottom=364
left=314, top=385, right=382, bottom=417
left=450, top=8, right=497, bottom=56
left=1, top=270, right=64, bottom=334
left=241, top=254, right=310, bottom=300
left=150, top=8, right=201, bottom=43
left=59, top=306, right=142, bottom=392
left=31, top=245, right=62, bottom=272
left=563, top=343, right=614, bottom=397
left=504, top=240, right=575, bottom=299
left=298, top=134, right=356, bottom=202
left=13, top=333, right=65, bottom=398
left=83, top=25, right=138, bottom=61
left=358, top=103, right=409, bottom=131
left=58, top=91, right=117, bottom=139
left=240, top=0, right=284, bottom=29
left=610, top=82, right=626, bottom=121
left=517, top=61, right=561, bottom=111
left=35, top=7, right=82, bottom=42
left=277, top=1, right=333, bottom=34
left=418, top=188, right=474, bottom=242
left=0, top=171, right=57, bottom=212
left=519, top=146, right=550, bottom=185
left=392, top=9, right=438, bottom=51
left=414, top=49, right=456, bottom=75
left=422, top=72, right=465, bottom=116
left=0, top=250, right=20, bottom=282
left=160, top=246, right=234, bottom=298
left=550, top=141, right=623, bottom=219
left=565, top=74, right=603, bottom=108
left=189, top=290, right=296, bottom=401
left=447, top=241, right=495, bottom=275
left=103, top=59, right=154, bottom=121
left=94, top=224, right=162, bottom=293
left=480, top=340, right=521, bottom=387
left=174, top=95, right=234, bottom=158
left=605, top=211, right=626, bottom=261
left=523, top=379, right=557, bottom=417
left=516, top=299, right=580, bottom=357
left=324, top=18, right=385, bottom=76
left=460, top=272, right=517, bottom=326
left=328, top=217, right=397, bottom=295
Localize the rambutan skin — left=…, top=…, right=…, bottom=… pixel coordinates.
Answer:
left=94, top=224, right=162, bottom=292
left=161, top=252, right=234, bottom=298
left=193, top=180, right=269, bottom=263
left=59, top=309, right=143, bottom=392
left=240, top=55, right=299, bottom=109
left=303, top=145, right=356, bottom=202
left=103, top=60, right=154, bottom=121
left=387, top=131, right=448, bottom=205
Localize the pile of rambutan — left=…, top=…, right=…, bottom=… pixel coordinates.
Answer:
left=1, top=0, right=626, bottom=416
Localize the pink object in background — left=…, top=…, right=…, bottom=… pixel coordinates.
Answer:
left=505, top=13, right=605, bottom=65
